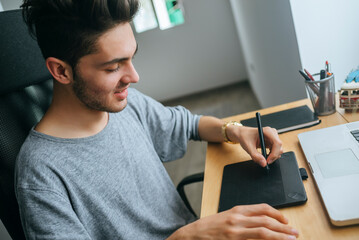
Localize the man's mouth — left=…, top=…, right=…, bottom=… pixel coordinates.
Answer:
left=115, top=85, right=130, bottom=94
left=114, top=86, right=129, bottom=100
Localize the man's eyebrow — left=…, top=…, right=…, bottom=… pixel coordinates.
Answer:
left=99, top=43, right=138, bottom=67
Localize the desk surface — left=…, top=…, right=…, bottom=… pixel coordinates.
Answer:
left=201, top=99, right=359, bottom=239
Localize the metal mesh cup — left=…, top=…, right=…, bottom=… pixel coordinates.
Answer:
left=304, top=73, right=335, bottom=116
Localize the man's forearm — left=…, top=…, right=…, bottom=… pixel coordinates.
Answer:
left=197, top=116, right=226, bottom=142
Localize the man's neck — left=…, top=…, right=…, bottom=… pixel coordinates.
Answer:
left=35, top=89, right=109, bottom=139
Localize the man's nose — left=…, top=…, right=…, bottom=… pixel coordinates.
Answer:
left=122, top=62, right=139, bottom=84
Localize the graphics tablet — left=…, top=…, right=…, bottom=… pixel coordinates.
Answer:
left=218, top=152, right=307, bottom=212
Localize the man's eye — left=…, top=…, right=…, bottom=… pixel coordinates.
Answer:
left=106, top=66, right=120, bottom=72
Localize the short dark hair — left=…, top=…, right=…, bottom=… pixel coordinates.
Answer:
left=21, top=0, right=139, bottom=69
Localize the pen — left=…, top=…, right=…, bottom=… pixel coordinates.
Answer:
left=299, top=69, right=320, bottom=95
left=304, top=69, right=315, bottom=81
left=256, top=112, right=270, bottom=172
left=320, top=69, right=326, bottom=80
left=299, top=70, right=311, bottom=81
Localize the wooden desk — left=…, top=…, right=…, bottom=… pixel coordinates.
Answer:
left=201, top=99, right=359, bottom=239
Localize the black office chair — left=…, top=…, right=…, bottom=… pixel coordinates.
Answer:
left=0, top=9, right=53, bottom=240
left=0, top=9, right=203, bottom=239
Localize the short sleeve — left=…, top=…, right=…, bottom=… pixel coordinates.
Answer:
left=127, top=88, right=202, bottom=162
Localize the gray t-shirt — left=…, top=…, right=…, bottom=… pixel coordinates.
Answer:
left=15, top=88, right=201, bottom=239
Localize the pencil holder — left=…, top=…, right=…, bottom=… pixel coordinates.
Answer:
left=304, top=73, right=335, bottom=116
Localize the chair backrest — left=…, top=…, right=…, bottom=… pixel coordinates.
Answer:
left=0, top=9, right=52, bottom=240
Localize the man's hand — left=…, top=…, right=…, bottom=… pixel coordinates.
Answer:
left=197, top=116, right=283, bottom=166
left=168, top=204, right=299, bottom=240
left=226, top=125, right=283, bottom=167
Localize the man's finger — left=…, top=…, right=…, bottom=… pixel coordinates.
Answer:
left=251, top=151, right=267, bottom=167
left=267, top=145, right=283, bottom=164
left=240, top=215, right=299, bottom=237
left=239, top=227, right=297, bottom=240
left=235, top=204, right=288, bottom=224
left=264, top=128, right=283, bottom=164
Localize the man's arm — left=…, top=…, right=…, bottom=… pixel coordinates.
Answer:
left=197, top=116, right=283, bottom=167
left=172, top=117, right=295, bottom=239
left=168, top=204, right=299, bottom=240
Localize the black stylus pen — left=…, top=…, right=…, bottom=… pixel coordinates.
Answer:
left=256, top=112, right=270, bottom=171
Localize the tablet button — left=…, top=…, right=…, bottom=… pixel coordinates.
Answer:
left=288, top=192, right=305, bottom=200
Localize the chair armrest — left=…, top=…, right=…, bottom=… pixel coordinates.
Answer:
left=176, top=172, right=204, bottom=218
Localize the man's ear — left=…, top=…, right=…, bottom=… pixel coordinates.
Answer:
left=46, top=57, right=73, bottom=84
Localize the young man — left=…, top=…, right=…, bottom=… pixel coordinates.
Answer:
left=15, top=0, right=298, bottom=239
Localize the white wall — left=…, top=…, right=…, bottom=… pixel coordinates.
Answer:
left=289, top=0, right=359, bottom=91
left=230, top=0, right=306, bottom=108
left=0, top=0, right=20, bottom=10
left=133, top=0, right=247, bottom=101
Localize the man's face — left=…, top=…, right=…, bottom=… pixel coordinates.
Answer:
left=72, top=23, right=139, bottom=113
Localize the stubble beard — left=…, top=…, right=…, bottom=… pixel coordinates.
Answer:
left=72, top=71, right=127, bottom=113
